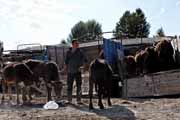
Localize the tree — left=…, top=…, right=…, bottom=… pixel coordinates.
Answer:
left=67, top=20, right=102, bottom=43
left=60, top=39, right=68, bottom=44
left=86, top=20, right=102, bottom=40
left=67, top=21, right=87, bottom=43
left=113, top=11, right=131, bottom=38
left=156, top=27, right=165, bottom=37
left=114, top=8, right=150, bottom=39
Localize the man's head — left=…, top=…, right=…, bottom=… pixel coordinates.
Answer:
left=72, top=39, right=79, bottom=48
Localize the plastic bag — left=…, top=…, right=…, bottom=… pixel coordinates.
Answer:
left=43, top=101, right=59, bottom=110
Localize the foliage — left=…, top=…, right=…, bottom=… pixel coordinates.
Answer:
left=67, top=20, right=102, bottom=43
left=114, top=8, right=150, bottom=39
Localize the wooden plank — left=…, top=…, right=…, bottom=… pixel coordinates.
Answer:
left=125, top=75, right=154, bottom=97
left=125, top=69, right=180, bottom=97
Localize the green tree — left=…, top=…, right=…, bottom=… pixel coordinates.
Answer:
left=114, top=8, right=150, bottom=39
left=67, top=20, right=102, bottom=43
left=67, top=21, right=87, bottom=43
left=113, top=11, right=130, bottom=38
left=86, top=20, right=102, bottom=40
left=60, top=39, right=68, bottom=44
left=156, top=27, right=165, bottom=37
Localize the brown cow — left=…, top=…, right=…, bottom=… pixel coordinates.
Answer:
left=134, top=40, right=175, bottom=75
left=24, top=59, right=63, bottom=102
left=123, top=55, right=137, bottom=77
left=134, top=50, right=147, bottom=75
left=155, top=40, right=175, bottom=71
left=134, top=47, right=160, bottom=75
left=89, top=58, right=113, bottom=109
left=144, top=47, right=160, bottom=73
left=1, top=62, right=34, bottom=104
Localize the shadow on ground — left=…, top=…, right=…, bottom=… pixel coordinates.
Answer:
left=69, top=103, right=136, bottom=120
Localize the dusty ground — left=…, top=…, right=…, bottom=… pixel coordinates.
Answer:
left=1, top=96, right=180, bottom=120
left=1, top=73, right=180, bottom=120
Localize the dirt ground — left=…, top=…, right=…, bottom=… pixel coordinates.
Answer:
left=1, top=73, right=180, bottom=120
left=1, top=96, right=180, bottom=120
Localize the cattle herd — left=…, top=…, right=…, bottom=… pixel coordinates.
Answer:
left=124, top=39, right=176, bottom=78
left=1, top=59, right=63, bottom=105
left=0, top=39, right=178, bottom=110
left=88, top=39, right=178, bottom=109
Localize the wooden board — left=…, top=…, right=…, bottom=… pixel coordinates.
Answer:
left=124, top=69, right=180, bottom=97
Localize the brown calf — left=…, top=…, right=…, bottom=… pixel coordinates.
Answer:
left=1, top=62, right=34, bottom=104
left=24, top=59, right=63, bottom=102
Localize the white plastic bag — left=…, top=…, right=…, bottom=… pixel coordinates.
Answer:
left=43, top=101, right=59, bottom=110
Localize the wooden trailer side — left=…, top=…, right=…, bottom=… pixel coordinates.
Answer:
left=124, top=69, right=180, bottom=98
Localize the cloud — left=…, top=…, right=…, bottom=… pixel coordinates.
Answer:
left=0, top=0, right=86, bottom=50
left=160, top=8, right=165, bottom=15
left=148, top=7, right=166, bottom=21
left=176, top=1, right=180, bottom=6
left=0, top=0, right=85, bottom=27
left=30, top=22, right=42, bottom=29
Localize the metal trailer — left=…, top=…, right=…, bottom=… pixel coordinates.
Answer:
left=122, top=37, right=180, bottom=98
left=2, top=43, right=48, bottom=62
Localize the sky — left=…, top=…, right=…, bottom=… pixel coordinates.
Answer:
left=0, top=0, right=180, bottom=50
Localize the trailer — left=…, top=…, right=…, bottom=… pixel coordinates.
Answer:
left=2, top=43, right=48, bottom=62
left=121, top=37, right=180, bottom=98
left=105, top=37, right=180, bottom=98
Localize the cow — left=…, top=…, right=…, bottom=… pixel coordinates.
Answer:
left=144, top=47, right=160, bottom=73
left=155, top=40, right=175, bottom=71
left=123, top=55, right=137, bottom=77
left=134, top=50, right=147, bottom=75
left=134, top=40, right=175, bottom=75
left=1, top=62, right=34, bottom=104
left=134, top=47, right=160, bottom=75
left=89, top=58, right=113, bottom=109
left=24, top=59, right=63, bottom=102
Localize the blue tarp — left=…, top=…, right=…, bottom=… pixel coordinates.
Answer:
left=103, top=38, right=124, bottom=64
left=31, top=49, right=49, bottom=62
left=31, top=55, right=48, bottom=61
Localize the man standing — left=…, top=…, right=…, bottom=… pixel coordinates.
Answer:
left=65, top=39, right=87, bottom=104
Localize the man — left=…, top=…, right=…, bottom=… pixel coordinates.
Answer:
left=64, top=39, right=87, bottom=104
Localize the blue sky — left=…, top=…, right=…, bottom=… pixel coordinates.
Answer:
left=0, top=0, right=180, bottom=50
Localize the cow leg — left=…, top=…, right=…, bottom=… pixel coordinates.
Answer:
left=98, top=87, right=104, bottom=109
left=47, top=87, right=52, bottom=102
left=106, top=81, right=112, bottom=106
left=1, top=81, right=6, bottom=104
left=26, top=86, right=32, bottom=103
left=107, top=89, right=112, bottom=106
left=16, top=83, right=20, bottom=104
left=54, top=82, right=63, bottom=101
left=46, top=83, right=52, bottom=102
left=1, top=94, right=5, bottom=104
left=22, top=86, right=32, bottom=104
left=8, top=84, right=12, bottom=101
left=89, top=76, right=94, bottom=110
left=22, top=87, right=28, bottom=104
